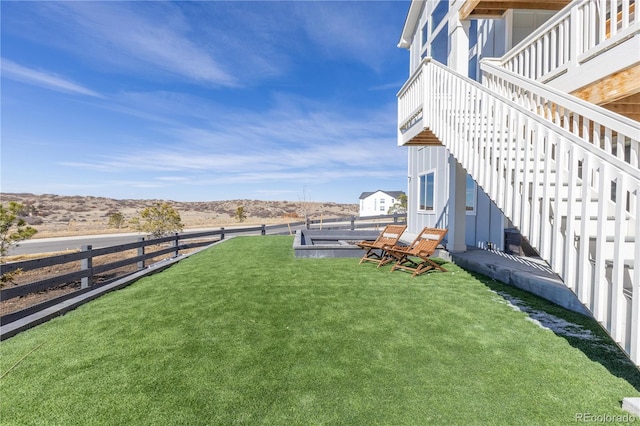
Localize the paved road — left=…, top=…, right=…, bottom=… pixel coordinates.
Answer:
left=7, top=218, right=384, bottom=256
left=8, top=232, right=144, bottom=256
left=7, top=224, right=304, bottom=256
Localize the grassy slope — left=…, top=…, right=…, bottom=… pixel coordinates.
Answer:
left=1, top=236, right=638, bottom=425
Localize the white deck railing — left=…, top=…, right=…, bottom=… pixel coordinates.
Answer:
left=500, top=0, right=639, bottom=82
left=481, top=59, right=640, bottom=172
left=397, top=57, right=640, bottom=366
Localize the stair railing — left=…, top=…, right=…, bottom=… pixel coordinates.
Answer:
left=481, top=59, right=640, bottom=172
left=398, top=57, right=639, bottom=366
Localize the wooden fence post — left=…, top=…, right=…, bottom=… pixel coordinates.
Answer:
left=137, top=237, right=145, bottom=270
left=220, top=227, right=225, bottom=240
left=261, top=225, right=266, bottom=236
left=350, top=216, right=355, bottom=231
left=173, top=233, right=179, bottom=257
left=81, top=245, right=92, bottom=289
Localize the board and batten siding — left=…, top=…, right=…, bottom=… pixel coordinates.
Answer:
left=407, top=145, right=505, bottom=250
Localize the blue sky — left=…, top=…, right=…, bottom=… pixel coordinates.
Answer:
left=1, top=1, right=410, bottom=204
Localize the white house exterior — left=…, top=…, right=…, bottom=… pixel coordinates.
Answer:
left=359, top=190, right=404, bottom=217
left=396, top=0, right=639, bottom=365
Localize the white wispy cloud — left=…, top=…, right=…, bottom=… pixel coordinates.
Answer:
left=369, top=80, right=405, bottom=91
left=1, top=1, right=408, bottom=202
left=16, top=2, right=238, bottom=87
left=1, top=58, right=102, bottom=97
left=155, top=176, right=190, bottom=182
left=3, top=1, right=402, bottom=89
left=59, top=96, right=404, bottom=186
left=292, top=2, right=402, bottom=70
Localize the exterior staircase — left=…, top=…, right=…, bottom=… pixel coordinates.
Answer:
left=397, top=0, right=639, bottom=366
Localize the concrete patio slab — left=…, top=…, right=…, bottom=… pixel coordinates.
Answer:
left=440, top=247, right=591, bottom=316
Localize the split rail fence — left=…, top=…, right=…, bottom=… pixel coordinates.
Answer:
left=1, top=213, right=405, bottom=321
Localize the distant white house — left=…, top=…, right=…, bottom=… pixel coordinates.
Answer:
left=359, top=190, right=405, bottom=217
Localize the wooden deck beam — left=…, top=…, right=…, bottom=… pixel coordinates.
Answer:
left=601, top=92, right=640, bottom=122
left=460, top=0, right=569, bottom=20
left=571, top=64, right=640, bottom=112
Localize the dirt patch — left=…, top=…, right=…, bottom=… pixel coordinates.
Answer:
left=1, top=283, right=80, bottom=316
left=1, top=248, right=181, bottom=317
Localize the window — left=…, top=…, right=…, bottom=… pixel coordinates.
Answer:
left=468, top=20, right=478, bottom=49
left=380, top=198, right=385, bottom=204
left=468, top=54, right=478, bottom=80
left=431, top=1, right=449, bottom=34
left=419, top=172, right=435, bottom=211
left=421, top=22, right=429, bottom=47
left=468, top=21, right=478, bottom=80
left=466, top=175, right=477, bottom=213
left=431, top=23, right=449, bottom=65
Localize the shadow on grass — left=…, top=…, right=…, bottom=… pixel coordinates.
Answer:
left=465, top=269, right=640, bottom=393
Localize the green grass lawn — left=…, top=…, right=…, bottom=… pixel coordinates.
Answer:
left=1, top=236, right=638, bottom=425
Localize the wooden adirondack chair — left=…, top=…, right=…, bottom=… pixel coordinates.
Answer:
left=356, top=224, right=407, bottom=267
left=387, top=227, right=448, bottom=277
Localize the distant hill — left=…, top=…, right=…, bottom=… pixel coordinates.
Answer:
left=0, top=193, right=358, bottom=238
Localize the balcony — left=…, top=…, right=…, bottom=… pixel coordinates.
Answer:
left=498, top=0, right=639, bottom=121
left=459, top=0, right=570, bottom=20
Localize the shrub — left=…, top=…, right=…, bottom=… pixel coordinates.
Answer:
left=1, top=202, right=38, bottom=286
left=130, top=203, right=184, bottom=238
